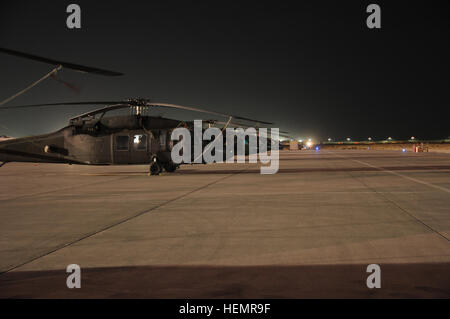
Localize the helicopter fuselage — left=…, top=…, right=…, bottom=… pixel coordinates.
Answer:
left=0, top=115, right=180, bottom=166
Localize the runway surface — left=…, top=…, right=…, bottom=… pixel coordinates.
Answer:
left=0, top=150, right=449, bottom=298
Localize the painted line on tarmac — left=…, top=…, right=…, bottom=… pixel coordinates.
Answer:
left=351, top=158, right=450, bottom=194
left=0, top=168, right=247, bottom=275
left=0, top=175, right=133, bottom=203
left=327, top=150, right=450, bottom=193
left=327, top=151, right=450, bottom=242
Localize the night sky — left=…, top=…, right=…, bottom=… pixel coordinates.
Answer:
left=0, top=0, right=449, bottom=141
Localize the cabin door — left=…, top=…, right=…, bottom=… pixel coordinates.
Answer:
left=112, top=132, right=150, bottom=164
left=112, top=133, right=131, bottom=164
left=129, top=132, right=150, bottom=164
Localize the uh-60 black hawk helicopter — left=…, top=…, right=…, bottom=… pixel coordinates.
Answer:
left=0, top=48, right=279, bottom=175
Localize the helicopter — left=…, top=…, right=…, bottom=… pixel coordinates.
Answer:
left=0, top=48, right=278, bottom=174
left=0, top=98, right=275, bottom=174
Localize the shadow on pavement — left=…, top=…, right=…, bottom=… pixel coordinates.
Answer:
left=1, top=263, right=449, bottom=298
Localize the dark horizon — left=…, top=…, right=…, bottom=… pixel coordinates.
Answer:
left=0, top=1, right=449, bottom=141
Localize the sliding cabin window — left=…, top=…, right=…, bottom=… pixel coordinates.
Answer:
left=115, top=135, right=129, bottom=151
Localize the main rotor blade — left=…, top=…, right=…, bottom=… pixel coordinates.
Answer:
left=147, top=103, right=273, bottom=125
left=0, top=99, right=274, bottom=125
left=0, top=101, right=120, bottom=110
left=0, top=48, right=123, bottom=76
left=210, top=120, right=287, bottom=132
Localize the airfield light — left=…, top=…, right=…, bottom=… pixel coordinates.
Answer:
left=402, top=148, right=406, bottom=152
left=315, top=146, right=320, bottom=151
left=368, top=137, right=372, bottom=141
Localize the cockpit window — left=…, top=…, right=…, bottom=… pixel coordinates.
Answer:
left=116, top=135, right=129, bottom=151
left=133, top=134, right=147, bottom=150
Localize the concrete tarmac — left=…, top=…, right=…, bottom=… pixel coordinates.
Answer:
left=0, top=150, right=449, bottom=298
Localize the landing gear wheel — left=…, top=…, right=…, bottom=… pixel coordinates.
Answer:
left=163, top=161, right=179, bottom=173
left=149, top=155, right=162, bottom=175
